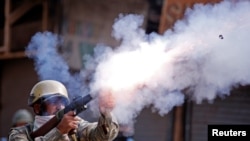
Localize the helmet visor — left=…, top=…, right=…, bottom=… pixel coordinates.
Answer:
left=42, top=93, right=69, bottom=106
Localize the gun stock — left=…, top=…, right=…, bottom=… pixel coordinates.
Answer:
left=30, top=94, right=92, bottom=139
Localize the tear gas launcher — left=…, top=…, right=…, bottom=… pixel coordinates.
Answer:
left=30, top=94, right=92, bottom=139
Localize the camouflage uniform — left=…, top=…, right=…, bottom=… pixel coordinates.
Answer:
left=8, top=112, right=118, bottom=141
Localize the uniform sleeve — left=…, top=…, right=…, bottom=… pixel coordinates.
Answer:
left=78, top=112, right=119, bottom=141
left=8, top=127, right=64, bottom=141
left=8, top=128, right=29, bottom=141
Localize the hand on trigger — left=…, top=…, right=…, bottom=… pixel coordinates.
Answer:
left=56, top=111, right=81, bottom=134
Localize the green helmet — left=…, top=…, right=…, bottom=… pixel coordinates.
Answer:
left=12, top=109, right=33, bottom=125
left=28, top=80, right=69, bottom=106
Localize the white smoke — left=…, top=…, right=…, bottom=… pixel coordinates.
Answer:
left=88, top=0, right=250, bottom=124
left=25, top=32, right=89, bottom=98
left=26, top=0, right=250, bottom=129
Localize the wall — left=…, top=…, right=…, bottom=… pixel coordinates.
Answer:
left=0, top=58, right=38, bottom=138
left=60, top=0, right=149, bottom=70
left=186, top=87, right=250, bottom=141
left=159, top=0, right=221, bottom=33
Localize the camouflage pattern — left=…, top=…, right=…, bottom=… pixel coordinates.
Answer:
left=8, top=112, right=119, bottom=141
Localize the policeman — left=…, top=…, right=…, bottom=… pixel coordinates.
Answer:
left=8, top=80, right=119, bottom=141
left=12, top=109, right=33, bottom=127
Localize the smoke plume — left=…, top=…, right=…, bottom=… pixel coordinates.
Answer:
left=25, top=32, right=89, bottom=99
left=26, top=0, right=250, bottom=129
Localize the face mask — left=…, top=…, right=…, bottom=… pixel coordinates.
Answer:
left=33, top=115, right=54, bottom=131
